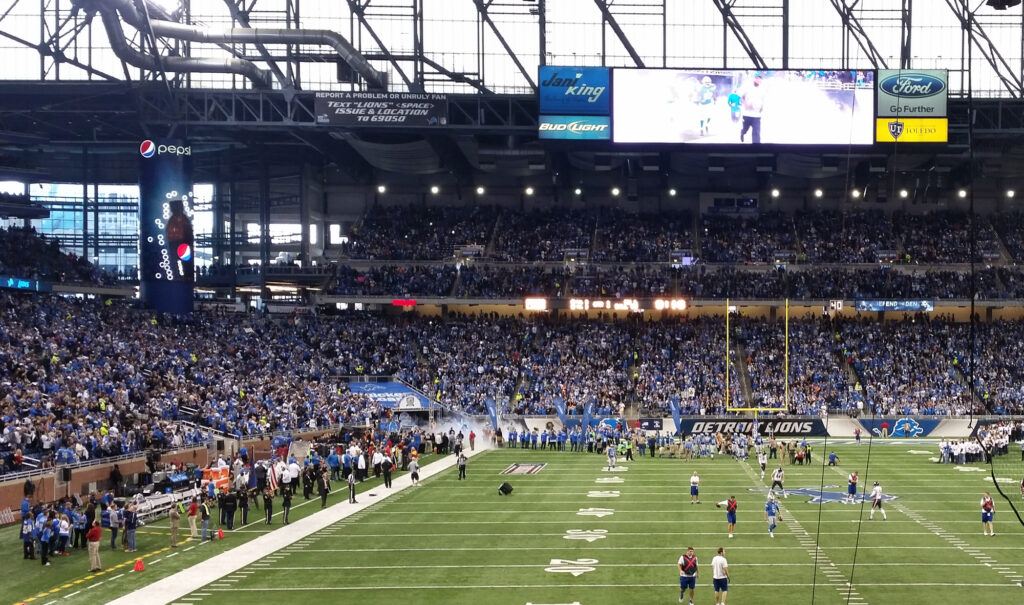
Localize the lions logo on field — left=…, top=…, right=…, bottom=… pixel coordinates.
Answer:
left=750, top=486, right=898, bottom=504
left=891, top=417, right=924, bottom=437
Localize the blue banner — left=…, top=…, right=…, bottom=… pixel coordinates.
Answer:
left=858, top=417, right=941, bottom=438
left=582, top=402, right=594, bottom=432
left=855, top=300, right=934, bottom=312
left=0, top=274, right=50, bottom=292
left=348, top=382, right=431, bottom=409
left=539, top=66, right=610, bottom=115
left=538, top=115, right=611, bottom=140
left=485, top=398, right=498, bottom=431
left=669, top=397, right=682, bottom=434
left=553, top=397, right=568, bottom=426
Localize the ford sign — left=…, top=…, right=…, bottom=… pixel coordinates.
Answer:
left=879, top=73, right=945, bottom=98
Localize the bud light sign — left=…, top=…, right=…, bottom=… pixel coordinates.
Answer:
left=539, top=115, right=611, bottom=140
left=539, top=66, right=610, bottom=115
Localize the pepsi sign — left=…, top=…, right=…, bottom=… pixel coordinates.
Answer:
left=140, top=140, right=192, bottom=157
left=877, top=70, right=947, bottom=117
left=539, top=66, right=610, bottom=115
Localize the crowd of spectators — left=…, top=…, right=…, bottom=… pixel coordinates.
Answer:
left=337, top=205, right=497, bottom=260
left=893, top=211, right=1001, bottom=263
left=591, top=209, right=693, bottom=262
left=795, top=210, right=898, bottom=263
left=7, top=285, right=1024, bottom=478
left=839, top=317, right=974, bottom=416
left=0, top=226, right=115, bottom=285
left=494, top=209, right=594, bottom=262
left=332, top=265, right=457, bottom=297
left=700, top=212, right=796, bottom=262
left=454, top=265, right=567, bottom=298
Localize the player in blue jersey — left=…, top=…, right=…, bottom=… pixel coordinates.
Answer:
left=764, top=492, right=782, bottom=538
left=846, top=471, right=859, bottom=504
left=677, top=545, right=699, bottom=604
left=695, top=76, right=717, bottom=135
left=717, top=496, right=738, bottom=538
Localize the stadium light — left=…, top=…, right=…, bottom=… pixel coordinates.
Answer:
left=899, top=189, right=909, bottom=198
left=1007, top=189, right=1016, bottom=198
left=668, top=188, right=677, bottom=196
left=813, top=188, right=823, bottom=198
left=476, top=186, right=485, bottom=195
left=524, top=186, right=535, bottom=196
left=770, top=188, right=780, bottom=198
left=377, top=185, right=387, bottom=194
left=430, top=185, right=440, bottom=195
left=958, top=189, right=968, bottom=198
left=611, top=187, right=621, bottom=197
left=574, top=187, right=582, bottom=196
left=851, top=189, right=861, bottom=198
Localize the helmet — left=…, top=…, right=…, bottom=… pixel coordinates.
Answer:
left=873, top=481, right=879, bottom=486
left=702, top=76, right=712, bottom=85
left=767, top=491, right=776, bottom=501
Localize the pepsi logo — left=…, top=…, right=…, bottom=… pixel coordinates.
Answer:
left=140, top=140, right=156, bottom=158
left=176, top=243, right=192, bottom=261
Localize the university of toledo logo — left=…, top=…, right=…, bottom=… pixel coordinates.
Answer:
left=891, top=418, right=924, bottom=437
left=139, top=140, right=156, bottom=158
left=888, top=121, right=904, bottom=140
left=750, top=486, right=898, bottom=504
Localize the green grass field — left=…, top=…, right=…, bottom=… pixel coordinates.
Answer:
left=4, top=442, right=1024, bottom=605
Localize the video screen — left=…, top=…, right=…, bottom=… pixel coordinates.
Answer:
left=612, top=69, right=875, bottom=145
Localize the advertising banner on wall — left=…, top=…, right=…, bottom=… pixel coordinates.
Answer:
left=538, top=66, right=610, bottom=115
left=855, top=300, right=934, bottom=312
left=538, top=115, right=611, bottom=140
left=677, top=417, right=828, bottom=436
left=875, top=117, right=948, bottom=143
left=138, top=138, right=194, bottom=314
left=858, top=417, right=942, bottom=438
left=348, top=382, right=431, bottom=409
left=315, top=91, right=448, bottom=126
left=876, top=70, right=947, bottom=118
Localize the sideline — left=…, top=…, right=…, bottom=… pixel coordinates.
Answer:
left=104, top=447, right=483, bottom=605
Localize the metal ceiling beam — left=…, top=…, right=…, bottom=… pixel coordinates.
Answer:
left=710, top=0, right=768, bottom=70
left=473, top=0, right=537, bottom=92
left=946, top=0, right=1023, bottom=98
left=593, top=0, right=645, bottom=68
left=901, top=0, right=912, bottom=69
left=829, top=0, right=889, bottom=69
left=346, top=0, right=418, bottom=92
left=223, top=0, right=295, bottom=95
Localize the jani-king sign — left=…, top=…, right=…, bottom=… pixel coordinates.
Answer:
left=539, top=66, right=610, bottom=115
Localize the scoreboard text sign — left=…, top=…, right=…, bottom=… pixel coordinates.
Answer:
left=315, top=91, right=448, bottom=126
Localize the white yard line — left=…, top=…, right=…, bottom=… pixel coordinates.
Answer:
left=104, top=449, right=476, bottom=605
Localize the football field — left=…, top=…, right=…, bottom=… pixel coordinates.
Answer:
left=6, top=441, right=1024, bottom=605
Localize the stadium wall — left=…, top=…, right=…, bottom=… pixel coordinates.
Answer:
left=0, top=446, right=210, bottom=519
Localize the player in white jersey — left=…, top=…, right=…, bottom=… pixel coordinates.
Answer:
left=770, top=467, right=786, bottom=498
left=607, top=445, right=616, bottom=471
left=757, top=450, right=768, bottom=480
left=869, top=482, right=886, bottom=520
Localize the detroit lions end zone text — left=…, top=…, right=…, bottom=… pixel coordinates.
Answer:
left=690, top=420, right=815, bottom=434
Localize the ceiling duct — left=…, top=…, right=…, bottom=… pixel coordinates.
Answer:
left=101, top=0, right=387, bottom=91
left=94, top=7, right=272, bottom=88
